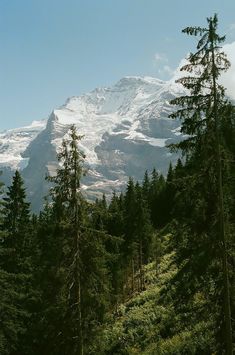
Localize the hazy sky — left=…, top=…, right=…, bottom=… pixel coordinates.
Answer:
left=0, top=0, right=235, bottom=130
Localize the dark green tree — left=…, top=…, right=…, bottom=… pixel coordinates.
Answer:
left=46, top=125, right=110, bottom=354
left=47, top=125, right=86, bottom=354
left=2, top=170, right=31, bottom=273
left=169, top=14, right=233, bottom=353
left=0, top=173, right=33, bottom=354
left=123, top=178, right=139, bottom=293
left=135, top=182, right=153, bottom=290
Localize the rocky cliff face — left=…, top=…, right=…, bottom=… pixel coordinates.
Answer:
left=0, top=76, right=184, bottom=211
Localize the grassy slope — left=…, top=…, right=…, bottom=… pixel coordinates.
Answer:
left=90, top=235, right=214, bottom=355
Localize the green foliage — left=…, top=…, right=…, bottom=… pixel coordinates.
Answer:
left=0, top=172, right=34, bottom=354
left=90, top=236, right=215, bottom=354
left=169, top=14, right=234, bottom=353
left=0, top=14, right=234, bottom=354
left=35, top=126, right=111, bottom=354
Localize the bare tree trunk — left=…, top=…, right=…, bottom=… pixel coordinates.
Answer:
left=215, top=145, right=233, bottom=354
left=75, top=233, right=83, bottom=355
left=211, top=38, right=233, bottom=354
left=131, top=257, right=135, bottom=293
left=139, top=240, right=144, bottom=291
left=73, top=141, right=84, bottom=355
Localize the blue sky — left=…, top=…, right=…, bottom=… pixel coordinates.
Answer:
left=0, top=0, right=235, bottom=130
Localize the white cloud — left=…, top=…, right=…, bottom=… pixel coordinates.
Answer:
left=229, top=23, right=235, bottom=31
left=158, top=65, right=174, bottom=76
left=171, top=57, right=188, bottom=81
left=169, top=42, right=235, bottom=101
left=154, top=53, right=174, bottom=78
left=220, top=42, right=235, bottom=100
left=154, top=53, right=163, bottom=62
left=154, top=52, right=168, bottom=63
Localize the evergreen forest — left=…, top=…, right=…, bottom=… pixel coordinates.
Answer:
left=0, top=14, right=235, bottom=354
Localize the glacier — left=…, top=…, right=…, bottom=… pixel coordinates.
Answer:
left=0, top=76, right=183, bottom=211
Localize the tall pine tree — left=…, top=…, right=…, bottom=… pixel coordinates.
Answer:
left=169, top=14, right=233, bottom=353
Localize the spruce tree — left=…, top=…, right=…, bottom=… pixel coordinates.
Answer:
left=105, top=193, right=125, bottom=306
left=123, top=178, right=139, bottom=293
left=47, top=125, right=85, bottom=354
left=135, top=182, right=153, bottom=289
left=169, top=14, right=233, bottom=353
left=47, top=125, right=110, bottom=354
left=0, top=173, right=32, bottom=354
left=2, top=170, right=31, bottom=273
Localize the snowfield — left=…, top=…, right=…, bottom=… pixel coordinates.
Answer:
left=0, top=76, right=183, bottom=210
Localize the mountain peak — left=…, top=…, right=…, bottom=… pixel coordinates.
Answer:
left=0, top=75, right=182, bottom=210
left=115, top=75, right=165, bottom=87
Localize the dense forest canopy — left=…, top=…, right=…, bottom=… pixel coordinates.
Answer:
left=0, top=14, right=234, bottom=354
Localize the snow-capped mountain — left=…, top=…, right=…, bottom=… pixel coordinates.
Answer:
left=0, top=120, right=46, bottom=170
left=0, top=76, right=184, bottom=211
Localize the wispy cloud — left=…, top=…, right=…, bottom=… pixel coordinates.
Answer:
left=220, top=42, right=235, bottom=100
left=158, top=65, right=174, bottom=76
left=154, top=52, right=175, bottom=78
left=154, top=52, right=168, bottom=63
left=170, top=42, right=235, bottom=101
left=229, top=23, right=235, bottom=31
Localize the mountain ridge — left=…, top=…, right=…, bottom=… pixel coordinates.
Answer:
left=0, top=75, right=183, bottom=210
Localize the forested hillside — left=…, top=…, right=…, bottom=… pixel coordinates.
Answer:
left=0, top=14, right=234, bottom=354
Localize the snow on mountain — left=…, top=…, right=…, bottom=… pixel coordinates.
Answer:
left=0, top=120, right=46, bottom=169
left=50, top=76, right=182, bottom=163
left=0, top=76, right=183, bottom=211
